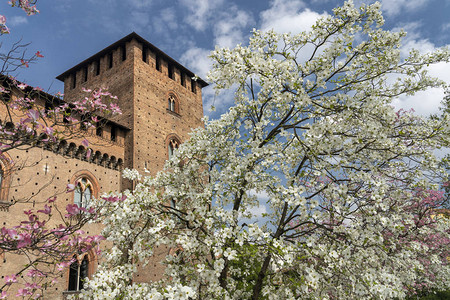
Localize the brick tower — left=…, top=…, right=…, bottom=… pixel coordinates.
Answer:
left=57, top=32, right=207, bottom=186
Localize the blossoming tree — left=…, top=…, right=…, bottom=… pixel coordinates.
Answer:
left=83, top=1, right=450, bottom=299
left=0, top=2, right=121, bottom=299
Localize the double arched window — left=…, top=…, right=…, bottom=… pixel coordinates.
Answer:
left=168, top=138, right=180, bottom=160
left=73, top=178, right=92, bottom=208
left=167, top=93, right=179, bottom=114
left=71, top=171, right=99, bottom=209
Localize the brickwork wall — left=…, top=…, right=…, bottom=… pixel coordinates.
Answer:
left=132, top=41, right=204, bottom=176
left=0, top=146, right=121, bottom=299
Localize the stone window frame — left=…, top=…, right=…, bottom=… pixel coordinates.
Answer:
left=70, top=170, right=99, bottom=208
left=0, top=153, right=13, bottom=208
left=165, top=134, right=181, bottom=160
left=166, top=91, right=180, bottom=116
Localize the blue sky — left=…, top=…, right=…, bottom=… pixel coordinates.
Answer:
left=1, top=0, right=450, bottom=119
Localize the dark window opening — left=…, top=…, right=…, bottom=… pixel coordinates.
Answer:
left=79, top=256, right=88, bottom=290
left=142, top=46, right=148, bottom=63
left=191, top=79, right=196, bottom=94
left=44, top=101, right=54, bottom=115
left=0, top=168, right=3, bottom=193
left=63, top=108, right=71, bottom=124
left=108, top=52, right=113, bottom=69
left=156, top=56, right=161, bottom=72
left=72, top=73, right=77, bottom=89
left=83, top=66, right=88, bottom=82
left=96, top=123, right=102, bottom=137
left=95, top=60, right=100, bottom=76
left=68, top=255, right=89, bottom=291
left=168, top=139, right=179, bottom=160
left=168, top=64, right=174, bottom=80
left=110, top=125, right=117, bottom=142
left=1, top=89, right=11, bottom=103
left=181, top=74, right=186, bottom=87
left=121, top=45, right=126, bottom=61
left=68, top=257, right=78, bottom=291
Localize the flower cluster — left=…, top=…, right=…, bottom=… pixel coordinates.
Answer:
left=0, top=195, right=106, bottom=299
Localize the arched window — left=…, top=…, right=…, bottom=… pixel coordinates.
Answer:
left=167, top=94, right=179, bottom=114
left=68, top=254, right=90, bottom=291
left=168, top=138, right=179, bottom=160
left=0, top=154, right=12, bottom=206
left=74, top=178, right=92, bottom=208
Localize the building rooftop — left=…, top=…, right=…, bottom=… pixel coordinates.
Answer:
left=56, top=32, right=208, bottom=88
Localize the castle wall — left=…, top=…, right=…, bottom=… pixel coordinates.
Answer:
left=0, top=146, right=121, bottom=299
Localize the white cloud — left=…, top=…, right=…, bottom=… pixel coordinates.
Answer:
left=8, top=16, right=28, bottom=26
left=179, top=47, right=234, bottom=116
left=379, top=0, right=431, bottom=17
left=180, top=47, right=211, bottom=79
left=260, top=0, right=326, bottom=34
left=442, top=23, right=450, bottom=32
left=376, top=21, right=449, bottom=116
left=214, top=8, right=253, bottom=48
left=150, top=7, right=179, bottom=34
left=392, top=61, right=450, bottom=116
left=160, top=8, right=178, bottom=31
left=242, top=190, right=270, bottom=222
left=179, top=0, right=224, bottom=31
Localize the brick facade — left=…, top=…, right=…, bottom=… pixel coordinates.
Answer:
left=0, top=32, right=206, bottom=298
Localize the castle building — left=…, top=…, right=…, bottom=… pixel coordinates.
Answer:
left=0, top=32, right=207, bottom=299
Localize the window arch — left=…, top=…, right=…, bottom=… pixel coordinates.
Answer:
left=167, top=137, right=180, bottom=160
left=70, top=171, right=99, bottom=208
left=0, top=153, right=12, bottom=207
left=74, top=178, right=92, bottom=208
left=167, top=93, right=179, bottom=114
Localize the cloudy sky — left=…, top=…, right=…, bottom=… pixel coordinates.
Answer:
left=1, top=0, right=449, bottom=118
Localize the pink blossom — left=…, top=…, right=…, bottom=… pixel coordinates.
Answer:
left=37, top=204, right=51, bottom=215
left=0, top=291, right=7, bottom=299
left=16, top=288, right=32, bottom=297
left=82, top=139, right=89, bottom=147
left=4, top=274, right=17, bottom=285
left=27, top=109, right=39, bottom=122
left=20, top=59, right=29, bottom=68
left=17, top=82, right=28, bottom=89
left=44, top=126, right=54, bottom=136
left=65, top=204, right=80, bottom=216
left=66, top=183, right=75, bottom=192
left=16, top=234, right=32, bottom=248
left=109, top=103, right=122, bottom=114
left=26, top=269, right=45, bottom=277
left=102, top=194, right=127, bottom=202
